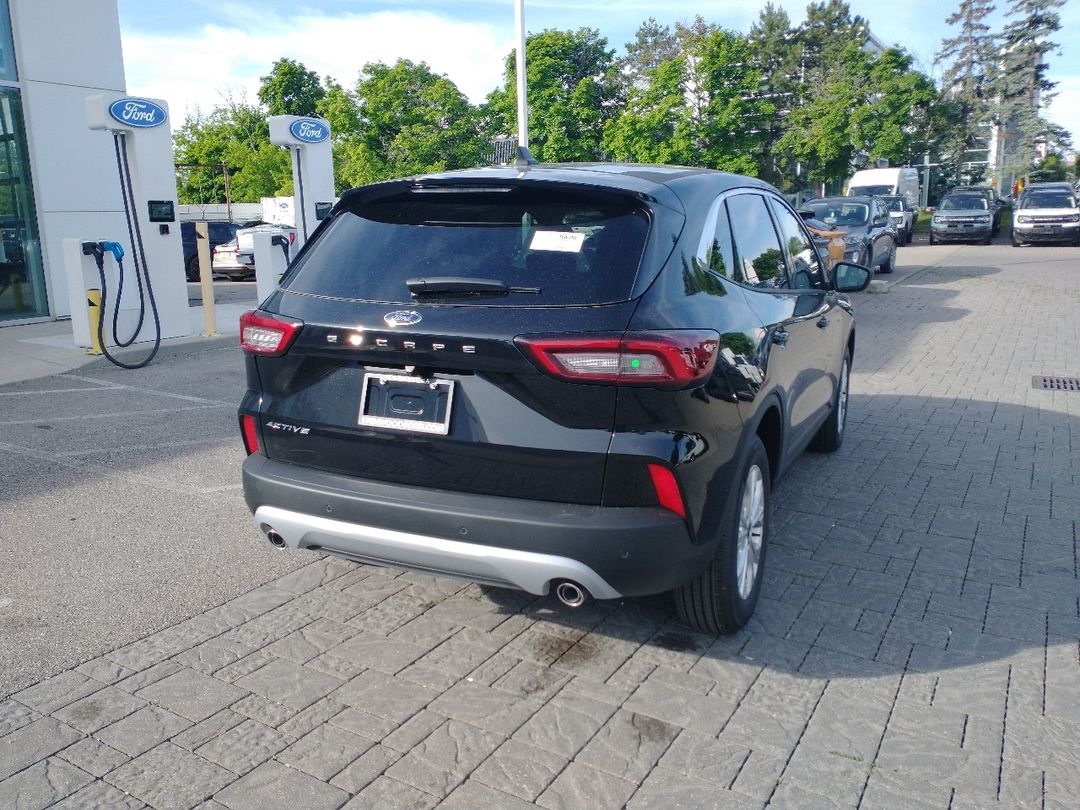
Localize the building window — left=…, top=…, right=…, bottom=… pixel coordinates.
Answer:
left=0, top=88, right=47, bottom=321
left=0, top=1, right=15, bottom=81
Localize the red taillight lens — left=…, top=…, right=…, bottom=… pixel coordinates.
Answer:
left=239, top=310, right=302, bottom=356
left=647, top=463, right=686, bottom=518
left=240, top=413, right=259, bottom=455
left=516, top=331, right=720, bottom=389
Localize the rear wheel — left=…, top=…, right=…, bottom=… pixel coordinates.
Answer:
left=929, top=232, right=937, bottom=245
left=674, top=435, right=770, bottom=634
left=185, top=255, right=199, bottom=282
left=1012, top=232, right=1022, bottom=247
left=981, top=233, right=992, bottom=245
left=811, top=350, right=850, bottom=453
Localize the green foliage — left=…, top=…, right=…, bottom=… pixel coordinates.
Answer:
left=258, top=58, right=325, bottom=116
left=484, top=28, right=618, bottom=162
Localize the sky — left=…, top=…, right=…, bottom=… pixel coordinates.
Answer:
left=116, top=0, right=1079, bottom=154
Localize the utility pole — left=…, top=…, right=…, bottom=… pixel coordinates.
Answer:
left=515, top=0, right=528, bottom=148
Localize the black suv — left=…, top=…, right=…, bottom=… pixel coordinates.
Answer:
left=799, top=196, right=898, bottom=272
left=180, top=220, right=241, bottom=281
left=238, top=163, right=870, bottom=633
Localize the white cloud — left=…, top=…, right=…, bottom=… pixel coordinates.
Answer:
left=1044, top=76, right=1080, bottom=150
left=120, top=9, right=516, bottom=123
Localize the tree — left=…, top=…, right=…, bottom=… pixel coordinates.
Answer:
left=748, top=4, right=801, bottom=186
left=258, top=58, right=325, bottom=116
left=352, top=59, right=483, bottom=181
left=484, top=28, right=618, bottom=162
left=993, top=0, right=1068, bottom=178
left=603, top=25, right=773, bottom=174
left=935, top=0, right=998, bottom=182
left=617, top=18, right=678, bottom=92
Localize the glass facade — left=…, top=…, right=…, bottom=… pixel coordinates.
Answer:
left=0, top=1, right=48, bottom=323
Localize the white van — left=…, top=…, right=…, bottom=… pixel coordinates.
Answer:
left=847, top=167, right=920, bottom=209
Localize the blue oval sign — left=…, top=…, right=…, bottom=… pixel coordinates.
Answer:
left=289, top=119, right=329, bottom=143
left=108, top=98, right=167, bottom=128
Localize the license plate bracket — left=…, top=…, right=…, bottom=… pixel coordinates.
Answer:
left=359, top=373, right=454, bottom=435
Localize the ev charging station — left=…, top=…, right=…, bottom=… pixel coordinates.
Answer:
left=258, top=116, right=335, bottom=298
left=63, top=94, right=191, bottom=367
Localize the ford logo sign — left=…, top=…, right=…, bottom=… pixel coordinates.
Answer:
left=384, top=310, right=422, bottom=327
left=108, top=98, right=167, bottom=128
left=289, top=119, right=329, bottom=143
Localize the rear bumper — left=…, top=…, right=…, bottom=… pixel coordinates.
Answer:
left=243, top=455, right=706, bottom=598
left=931, top=225, right=991, bottom=241
left=1013, top=224, right=1079, bottom=243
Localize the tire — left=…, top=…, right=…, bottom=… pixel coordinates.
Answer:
left=185, top=255, right=200, bottom=282
left=929, top=232, right=937, bottom=245
left=674, top=434, right=770, bottom=635
left=811, top=350, right=850, bottom=453
left=981, top=234, right=992, bottom=246
left=1011, top=232, right=1022, bottom=247
left=879, top=243, right=895, bottom=273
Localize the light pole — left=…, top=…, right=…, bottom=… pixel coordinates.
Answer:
left=515, top=0, right=528, bottom=148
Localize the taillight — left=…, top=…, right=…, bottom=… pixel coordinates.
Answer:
left=240, top=413, right=259, bottom=455
left=647, top=463, right=686, bottom=518
left=516, top=331, right=720, bottom=389
left=239, top=310, right=302, bottom=356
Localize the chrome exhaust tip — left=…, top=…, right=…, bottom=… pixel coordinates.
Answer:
left=554, top=580, right=590, bottom=609
left=266, top=530, right=287, bottom=549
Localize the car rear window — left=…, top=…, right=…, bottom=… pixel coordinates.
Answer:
left=801, top=201, right=868, bottom=226
left=281, top=187, right=651, bottom=306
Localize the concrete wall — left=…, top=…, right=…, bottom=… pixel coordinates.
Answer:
left=10, top=0, right=128, bottom=318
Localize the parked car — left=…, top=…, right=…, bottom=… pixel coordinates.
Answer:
left=799, top=196, right=897, bottom=272
left=847, top=167, right=920, bottom=209
left=930, top=193, right=993, bottom=245
left=211, top=224, right=297, bottom=280
left=237, top=161, right=871, bottom=634
left=880, top=195, right=915, bottom=245
left=1011, top=188, right=1080, bottom=246
left=180, top=221, right=241, bottom=281
left=946, top=186, right=1003, bottom=235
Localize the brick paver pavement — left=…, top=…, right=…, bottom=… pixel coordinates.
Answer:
left=2, top=244, right=1078, bottom=808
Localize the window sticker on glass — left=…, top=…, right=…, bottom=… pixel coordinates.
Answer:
left=530, top=230, right=585, bottom=253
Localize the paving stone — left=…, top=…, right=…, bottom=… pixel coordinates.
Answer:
left=92, top=704, right=191, bottom=758
left=272, top=557, right=355, bottom=594
left=576, top=709, right=681, bottom=784
left=326, top=630, right=428, bottom=674
left=472, top=738, right=568, bottom=802
left=135, top=669, right=246, bottom=723
left=215, top=760, right=348, bottom=810
left=171, top=709, right=246, bottom=752
left=48, top=779, right=148, bottom=809
left=13, top=672, right=101, bottom=715
left=276, top=722, right=372, bottom=781
left=429, top=682, right=542, bottom=736
left=233, top=658, right=343, bottom=711
left=329, top=706, right=399, bottom=742
left=173, top=639, right=255, bottom=676
left=658, top=730, right=750, bottom=787
left=437, top=779, right=540, bottom=810
left=329, top=744, right=402, bottom=793
left=341, top=776, right=437, bottom=810
left=536, top=761, right=637, bottom=810
left=113, top=661, right=184, bottom=695
left=266, top=621, right=355, bottom=665
left=195, top=718, right=292, bottom=776
left=624, top=678, right=734, bottom=737
left=332, top=669, right=439, bottom=723
left=276, top=696, right=346, bottom=738
left=227, top=693, right=297, bottom=728
left=0, top=698, right=38, bottom=736
left=75, top=658, right=136, bottom=686
left=0, top=717, right=82, bottom=782
left=627, top=766, right=765, bottom=810
left=381, top=709, right=447, bottom=753
left=0, top=756, right=93, bottom=809
left=211, top=650, right=277, bottom=684
left=386, top=719, right=502, bottom=797
left=57, top=737, right=130, bottom=778
left=105, top=742, right=235, bottom=810
left=512, top=691, right=616, bottom=759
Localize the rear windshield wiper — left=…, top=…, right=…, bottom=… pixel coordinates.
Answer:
left=406, top=277, right=541, bottom=297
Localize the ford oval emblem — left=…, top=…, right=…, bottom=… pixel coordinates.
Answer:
left=289, top=118, right=329, bottom=143
left=384, top=310, right=422, bottom=327
left=108, top=98, right=167, bottom=128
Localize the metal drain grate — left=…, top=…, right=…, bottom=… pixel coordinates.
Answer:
left=1033, top=376, right=1080, bottom=391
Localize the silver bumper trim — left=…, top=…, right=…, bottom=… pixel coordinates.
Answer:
left=254, top=505, right=622, bottom=599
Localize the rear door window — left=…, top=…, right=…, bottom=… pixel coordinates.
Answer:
left=726, top=193, right=788, bottom=288
left=769, top=200, right=825, bottom=290
left=282, top=187, right=651, bottom=306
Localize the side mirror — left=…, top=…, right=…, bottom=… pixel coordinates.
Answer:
left=833, top=262, right=872, bottom=293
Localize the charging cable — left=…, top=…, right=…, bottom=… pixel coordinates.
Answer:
left=83, top=239, right=161, bottom=369
left=271, top=233, right=291, bottom=265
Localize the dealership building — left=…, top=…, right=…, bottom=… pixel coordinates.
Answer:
left=0, top=0, right=132, bottom=326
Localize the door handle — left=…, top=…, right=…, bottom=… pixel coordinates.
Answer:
left=771, top=329, right=789, bottom=347
left=817, top=316, right=829, bottom=329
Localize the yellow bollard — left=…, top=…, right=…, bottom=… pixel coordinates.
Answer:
left=86, top=288, right=103, bottom=355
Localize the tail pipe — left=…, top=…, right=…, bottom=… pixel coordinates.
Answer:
left=265, top=529, right=287, bottom=549
left=553, top=580, right=591, bottom=609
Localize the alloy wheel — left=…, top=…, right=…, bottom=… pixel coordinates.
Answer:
left=736, top=464, right=765, bottom=600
